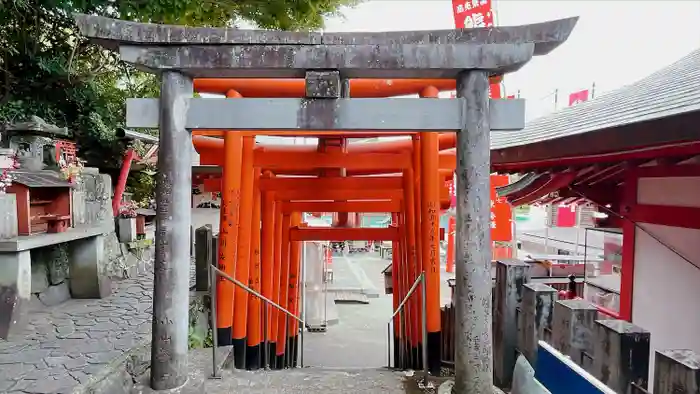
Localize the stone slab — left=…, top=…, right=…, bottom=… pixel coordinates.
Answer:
left=0, top=226, right=111, bottom=252
left=126, top=97, right=526, bottom=131
left=74, top=13, right=577, bottom=56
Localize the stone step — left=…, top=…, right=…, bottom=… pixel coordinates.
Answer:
left=333, top=292, right=370, bottom=304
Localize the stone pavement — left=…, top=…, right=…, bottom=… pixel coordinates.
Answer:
left=303, top=252, right=454, bottom=369
left=204, top=367, right=408, bottom=394
left=0, top=268, right=154, bottom=394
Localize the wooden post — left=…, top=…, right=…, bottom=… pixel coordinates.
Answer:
left=232, top=136, right=255, bottom=369
left=260, top=172, right=275, bottom=367
left=194, top=225, right=213, bottom=292
left=270, top=202, right=283, bottom=365
left=391, top=213, right=401, bottom=368
left=151, top=71, right=193, bottom=390
left=453, top=70, right=493, bottom=393
left=275, top=214, right=292, bottom=369
left=246, top=169, right=263, bottom=370
left=216, top=90, right=244, bottom=348
left=287, top=212, right=303, bottom=367
left=411, top=135, right=423, bottom=369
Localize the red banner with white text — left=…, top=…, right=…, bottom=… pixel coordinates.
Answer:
left=451, top=0, right=501, bottom=99
left=569, top=89, right=589, bottom=106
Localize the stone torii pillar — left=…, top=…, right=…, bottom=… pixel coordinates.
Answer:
left=73, top=14, right=577, bottom=392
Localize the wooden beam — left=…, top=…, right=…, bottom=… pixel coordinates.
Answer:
left=259, top=176, right=403, bottom=191
left=630, top=204, right=700, bottom=230
left=253, top=151, right=411, bottom=170
left=634, top=164, right=700, bottom=178
left=288, top=226, right=399, bottom=241
left=275, top=189, right=403, bottom=201
left=282, top=200, right=400, bottom=214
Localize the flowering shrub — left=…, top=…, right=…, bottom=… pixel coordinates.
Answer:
left=0, top=154, right=19, bottom=194
left=118, top=201, right=138, bottom=218
left=59, top=158, right=85, bottom=183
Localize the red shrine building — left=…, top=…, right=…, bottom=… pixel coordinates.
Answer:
left=496, top=48, right=700, bottom=378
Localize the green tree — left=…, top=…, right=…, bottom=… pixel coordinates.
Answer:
left=0, top=0, right=359, bottom=168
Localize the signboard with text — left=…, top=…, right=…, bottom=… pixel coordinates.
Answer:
left=452, top=0, right=494, bottom=29
left=451, top=0, right=501, bottom=99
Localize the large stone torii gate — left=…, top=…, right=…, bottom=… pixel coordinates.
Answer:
left=74, top=14, right=577, bottom=393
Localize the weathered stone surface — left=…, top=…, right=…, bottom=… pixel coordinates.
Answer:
left=37, top=281, right=71, bottom=306
left=33, top=244, right=70, bottom=285
left=0, top=194, right=18, bottom=239
left=118, top=43, right=536, bottom=79
left=73, top=13, right=578, bottom=56
left=31, top=260, right=50, bottom=293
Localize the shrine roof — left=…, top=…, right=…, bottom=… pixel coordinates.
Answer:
left=10, top=170, right=75, bottom=188
left=492, top=48, right=700, bottom=172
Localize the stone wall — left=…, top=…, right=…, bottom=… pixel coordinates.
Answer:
left=493, top=259, right=700, bottom=394
left=71, top=169, right=153, bottom=280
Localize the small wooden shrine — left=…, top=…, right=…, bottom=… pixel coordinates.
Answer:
left=1, top=117, right=76, bottom=235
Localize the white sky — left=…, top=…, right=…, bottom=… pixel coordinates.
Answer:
left=317, top=0, right=700, bottom=120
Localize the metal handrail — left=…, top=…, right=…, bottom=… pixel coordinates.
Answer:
left=209, top=264, right=305, bottom=378
left=386, top=272, right=428, bottom=385
left=389, top=273, right=424, bottom=321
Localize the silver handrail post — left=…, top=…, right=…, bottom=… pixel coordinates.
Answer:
left=386, top=322, right=391, bottom=368
left=263, top=299, right=268, bottom=369
left=209, top=264, right=221, bottom=379
left=420, top=273, right=429, bottom=385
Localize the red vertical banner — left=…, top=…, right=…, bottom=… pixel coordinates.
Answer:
left=451, top=0, right=501, bottom=99
left=452, top=0, right=494, bottom=29
left=556, top=204, right=577, bottom=227
left=490, top=174, right=513, bottom=242
left=568, top=89, right=589, bottom=106
left=446, top=176, right=456, bottom=209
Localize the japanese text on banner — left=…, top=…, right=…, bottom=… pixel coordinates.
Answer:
left=451, top=0, right=494, bottom=29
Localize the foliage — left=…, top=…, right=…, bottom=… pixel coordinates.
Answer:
left=0, top=0, right=360, bottom=169
left=126, top=167, right=157, bottom=206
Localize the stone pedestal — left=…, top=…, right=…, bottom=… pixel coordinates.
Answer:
left=551, top=299, right=598, bottom=370
left=518, top=283, right=558, bottom=365
left=69, top=234, right=112, bottom=299
left=592, top=319, right=650, bottom=393
left=0, top=250, right=31, bottom=339
left=654, top=349, right=700, bottom=394
left=118, top=218, right=137, bottom=243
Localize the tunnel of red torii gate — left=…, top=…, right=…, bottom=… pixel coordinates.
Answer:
left=73, top=12, right=583, bottom=392
left=189, top=80, right=462, bottom=373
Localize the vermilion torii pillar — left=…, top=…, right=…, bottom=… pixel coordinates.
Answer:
left=73, top=14, right=576, bottom=392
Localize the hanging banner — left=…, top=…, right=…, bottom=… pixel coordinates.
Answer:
left=556, top=204, right=577, bottom=227
left=568, top=89, right=590, bottom=106
left=490, top=174, right=513, bottom=242
left=452, top=0, right=494, bottom=29
left=451, top=0, right=501, bottom=99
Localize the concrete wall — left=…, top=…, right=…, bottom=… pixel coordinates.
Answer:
left=632, top=176, right=700, bottom=384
